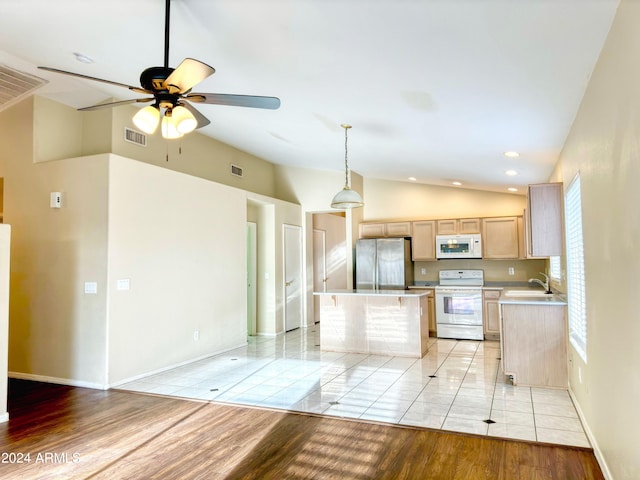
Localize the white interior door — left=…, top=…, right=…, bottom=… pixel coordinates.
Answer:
left=284, top=224, right=303, bottom=332
left=246, top=222, right=257, bottom=336
left=313, top=229, right=326, bottom=323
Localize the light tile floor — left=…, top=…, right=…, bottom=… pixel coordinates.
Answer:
left=118, top=327, right=590, bottom=448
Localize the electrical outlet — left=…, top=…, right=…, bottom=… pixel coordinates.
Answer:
left=193, top=330, right=200, bottom=341
left=421, top=268, right=427, bottom=275
left=508, top=267, right=515, bottom=276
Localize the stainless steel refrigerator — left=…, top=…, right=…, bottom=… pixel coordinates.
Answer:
left=355, top=238, right=413, bottom=289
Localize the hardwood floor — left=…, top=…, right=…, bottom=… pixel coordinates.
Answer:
left=0, top=380, right=603, bottom=479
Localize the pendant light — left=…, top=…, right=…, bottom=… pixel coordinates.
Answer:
left=331, top=124, right=364, bottom=209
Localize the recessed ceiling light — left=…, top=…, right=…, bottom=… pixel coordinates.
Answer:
left=408, top=177, right=417, bottom=181
left=452, top=181, right=462, bottom=186
left=73, top=52, right=94, bottom=64
left=505, top=170, right=518, bottom=176
left=504, top=151, right=520, bottom=158
left=508, top=187, right=518, bottom=192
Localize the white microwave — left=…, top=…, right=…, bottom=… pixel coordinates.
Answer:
left=435, top=234, right=482, bottom=259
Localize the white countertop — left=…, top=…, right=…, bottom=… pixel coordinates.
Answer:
left=498, top=287, right=567, bottom=306
left=314, top=289, right=431, bottom=297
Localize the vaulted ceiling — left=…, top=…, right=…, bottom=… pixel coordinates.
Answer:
left=0, top=0, right=619, bottom=193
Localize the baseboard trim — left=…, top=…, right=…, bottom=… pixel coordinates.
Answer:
left=9, top=372, right=108, bottom=390
left=108, top=341, right=249, bottom=388
left=568, top=386, right=612, bottom=480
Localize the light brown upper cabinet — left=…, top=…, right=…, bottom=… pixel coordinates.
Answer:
left=411, top=220, right=436, bottom=260
left=436, top=218, right=481, bottom=235
left=359, top=221, right=412, bottom=238
left=385, top=221, right=412, bottom=237
left=482, top=216, right=520, bottom=259
left=359, top=223, right=386, bottom=238
left=525, top=183, right=564, bottom=257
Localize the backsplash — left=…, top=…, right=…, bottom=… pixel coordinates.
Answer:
left=414, top=258, right=548, bottom=283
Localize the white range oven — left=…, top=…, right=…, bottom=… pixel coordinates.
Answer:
left=435, top=269, right=484, bottom=340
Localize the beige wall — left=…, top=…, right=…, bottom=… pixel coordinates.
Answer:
left=312, top=213, right=348, bottom=290
left=247, top=192, right=302, bottom=335
left=29, top=96, right=279, bottom=197
left=0, top=96, right=301, bottom=387
left=414, top=259, right=546, bottom=284
left=107, top=155, right=249, bottom=384
left=362, top=178, right=527, bottom=221
left=0, top=225, right=10, bottom=421
left=1, top=97, right=110, bottom=387
left=550, top=1, right=638, bottom=478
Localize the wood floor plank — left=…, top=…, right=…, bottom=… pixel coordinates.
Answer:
left=0, top=380, right=604, bottom=480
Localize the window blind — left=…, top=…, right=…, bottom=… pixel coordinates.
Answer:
left=565, top=174, right=587, bottom=362
left=549, top=256, right=561, bottom=281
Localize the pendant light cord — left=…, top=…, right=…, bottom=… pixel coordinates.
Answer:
left=343, top=125, right=351, bottom=188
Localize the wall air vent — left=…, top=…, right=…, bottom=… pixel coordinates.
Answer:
left=124, top=127, right=147, bottom=147
left=231, top=164, right=244, bottom=178
left=0, top=65, right=48, bottom=113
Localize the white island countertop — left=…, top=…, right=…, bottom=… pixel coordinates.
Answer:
left=314, top=289, right=431, bottom=297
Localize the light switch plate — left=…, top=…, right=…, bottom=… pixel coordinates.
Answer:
left=84, top=282, right=97, bottom=294
left=117, top=279, right=130, bottom=291
left=50, top=192, right=62, bottom=208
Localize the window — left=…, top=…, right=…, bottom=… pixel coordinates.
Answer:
left=565, top=174, right=587, bottom=362
left=549, top=256, right=561, bottom=282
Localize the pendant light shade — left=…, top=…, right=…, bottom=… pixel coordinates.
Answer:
left=161, top=113, right=184, bottom=139
left=331, top=124, right=364, bottom=209
left=133, top=104, right=196, bottom=139
left=132, top=105, right=161, bottom=134
left=171, top=105, right=197, bottom=134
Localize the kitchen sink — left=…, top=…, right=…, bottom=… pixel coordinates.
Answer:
left=503, top=290, right=553, bottom=297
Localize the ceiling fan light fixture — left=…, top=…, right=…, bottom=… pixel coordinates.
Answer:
left=172, top=105, right=197, bottom=134
left=331, top=124, right=364, bottom=210
left=161, top=113, right=184, bottom=139
left=132, top=105, right=160, bottom=134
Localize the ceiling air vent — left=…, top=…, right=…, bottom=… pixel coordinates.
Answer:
left=124, top=127, right=147, bottom=147
left=0, top=65, right=48, bottom=112
left=231, top=164, right=244, bottom=178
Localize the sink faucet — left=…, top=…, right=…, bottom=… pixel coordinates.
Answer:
left=528, top=272, right=551, bottom=293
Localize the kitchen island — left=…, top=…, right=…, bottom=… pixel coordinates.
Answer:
left=314, top=290, right=430, bottom=358
left=498, top=289, right=568, bottom=388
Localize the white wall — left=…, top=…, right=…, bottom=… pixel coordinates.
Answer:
left=107, top=155, right=248, bottom=384
left=551, top=1, right=638, bottom=478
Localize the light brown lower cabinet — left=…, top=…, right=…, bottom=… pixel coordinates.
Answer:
left=500, top=303, right=568, bottom=388
left=482, top=289, right=501, bottom=340
left=426, top=290, right=436, bottom=335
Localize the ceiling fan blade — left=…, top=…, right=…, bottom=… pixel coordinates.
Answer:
left=181, top=102, right=211, bottom=129
left=186, top=93, right=281, bottom=110
left=165, top=58, right=215, bottom=94
left=38, top=66, right=152, bottom=94
left=78, top=98, right=154, bottom=111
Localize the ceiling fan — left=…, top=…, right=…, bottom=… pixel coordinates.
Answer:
left=38, top=0, right=280, bottom=139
